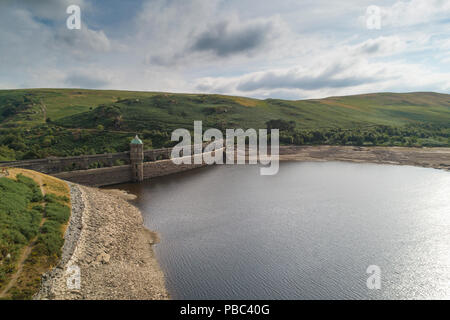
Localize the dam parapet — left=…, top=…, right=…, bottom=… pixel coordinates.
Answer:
left=0, top=136, right=221, bottom=187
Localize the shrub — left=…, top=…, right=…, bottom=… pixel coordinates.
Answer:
left=15, top=174, right=43, bottom=202
left=40, top=220, right=61, bottom=234
left=44, top=193, right=69, bottom=204
left=32, top=205, right=44, bottom=213
left=35, top=232, right=64, bottom=257
left=45, top=203, right=70, bottom=224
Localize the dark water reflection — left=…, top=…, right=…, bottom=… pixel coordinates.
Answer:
left=112, top=162, right=450, bottom=300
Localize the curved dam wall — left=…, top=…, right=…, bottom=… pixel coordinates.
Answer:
left=1, top=140, right=223, bottom=187
left=0, top=139, right=224, bottom=187
left=0, top=149, right=175, bottom=174
left=51, top=154, right=210, bottom=187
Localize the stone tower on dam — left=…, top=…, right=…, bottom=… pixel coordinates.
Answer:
left=130, top=135, right=144, bottom=182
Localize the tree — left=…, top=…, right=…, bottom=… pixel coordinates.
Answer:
left=0, top=145, right=16, bottom=161
left=266, top=119, right=296, bottom=132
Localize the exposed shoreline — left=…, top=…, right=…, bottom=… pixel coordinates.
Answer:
left=36, top=183, right=169, bottom=300
left=279, top=145, right=450, bottom=171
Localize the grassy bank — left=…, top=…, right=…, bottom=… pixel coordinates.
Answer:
left=0, top=168, right=70, bottom=299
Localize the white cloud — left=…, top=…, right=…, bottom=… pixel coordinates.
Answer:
left=0, top=0, right=448, bottom=98
left=380, top=0, right=450, bottom=27
left=53, top=27, right=111, bottom=57
left=131, top=0, right=287, bottom=69
left=6, top=0, right=88, bottom=20
left=359, top=0, right=450, bottom=29
left=194, top=48, right=450, bottom=99
left=353, top=36, right=408, bottom=57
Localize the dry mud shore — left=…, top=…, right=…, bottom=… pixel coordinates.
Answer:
left=36, top=184, right=168, bottom=300
left=279, top=145, right=450, bottom=171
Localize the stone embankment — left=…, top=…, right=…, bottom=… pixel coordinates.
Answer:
left=36, top=183, right=168, bottom=300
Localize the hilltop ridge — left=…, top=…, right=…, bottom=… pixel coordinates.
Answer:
left=0, top=89, right=449, bottom=161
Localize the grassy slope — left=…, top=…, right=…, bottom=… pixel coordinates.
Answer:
left=0, top=168, right=70, bottom=299
left=1, top=89, right=449, bottom=129
left=0, top=89, right=449, bottom=160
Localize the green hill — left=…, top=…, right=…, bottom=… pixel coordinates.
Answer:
left=0, top=89, right=449, bottom=160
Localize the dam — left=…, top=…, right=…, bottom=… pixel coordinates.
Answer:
left=1, top=138, right=448, bottom=187
left=0, top=136, right=218, bottom=187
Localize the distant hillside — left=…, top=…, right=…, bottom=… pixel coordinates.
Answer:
left=1, top=89, right=449, bottom=129
left=0, top=89, right=449, bottom=160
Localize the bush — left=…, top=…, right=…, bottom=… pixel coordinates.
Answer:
left=0, top=145, right=16, bottom=161
left=15, top=174, right=43, bottom=202
left=34, top=200, right=69, bottom=259
left=0, top=175, right=43, bottom=287
left=45, top=203, right=70, bottom=224
left=35, top=232, right=64, bottom=256
left=32, top=205, right=44, bottom=213
left=40, top=220, right=61, bottom=234
left=44, top=193, right=69, bottom=204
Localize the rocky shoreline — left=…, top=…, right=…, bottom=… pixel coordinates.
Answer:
left=36, top=183, right=168, bottom=300
left=279, top=145, right=450, bottom=171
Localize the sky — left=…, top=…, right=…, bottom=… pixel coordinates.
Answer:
left=0, top=0, right=449, bottom=99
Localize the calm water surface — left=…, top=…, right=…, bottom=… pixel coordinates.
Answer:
left=113, top=162, right=450, bottom=299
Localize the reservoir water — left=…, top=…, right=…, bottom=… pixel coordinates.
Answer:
left=114, top=162, right=450, bottom=299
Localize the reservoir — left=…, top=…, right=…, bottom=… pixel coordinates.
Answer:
left=114, top=162, right=450, bottom=299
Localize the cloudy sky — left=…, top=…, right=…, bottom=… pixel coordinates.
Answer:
left=1, top=0, right=449, bottom=99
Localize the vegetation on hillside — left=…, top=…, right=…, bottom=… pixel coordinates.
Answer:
left=273, top=120, right=449, bottom=147
left=0, top=170, right=70, bottom=299
left=0, top=175, right=43, bottom=279
left=0, top=89, right=449, bottom=161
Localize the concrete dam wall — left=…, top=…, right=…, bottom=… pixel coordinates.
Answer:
left=0, top=149, right=174, bottom=174
left=0, top=136, right=221, bottom=187
left=51, top=154, right=212, bottom=187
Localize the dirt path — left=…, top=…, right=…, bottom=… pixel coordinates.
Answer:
left=67, top=128, right=137, bottom=134
left=40, top=100, right=47, bottom=122
left=0, top=176, right=47, bottom=298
